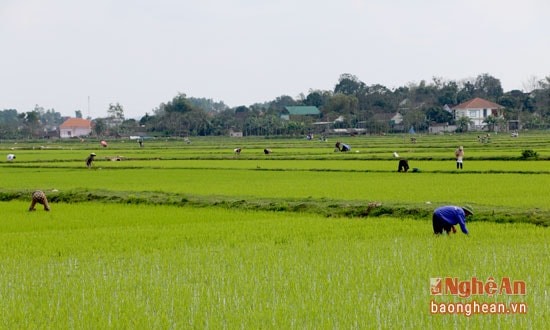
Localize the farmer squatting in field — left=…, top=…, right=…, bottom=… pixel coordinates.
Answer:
left=335, top=141, right=351, bottom=152
left=432, top=205, right=473, bottom=235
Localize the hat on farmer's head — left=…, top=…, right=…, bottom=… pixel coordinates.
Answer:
left=90, top=153, right=96, bottom=156
left=462, top=205, right=474, bottom=215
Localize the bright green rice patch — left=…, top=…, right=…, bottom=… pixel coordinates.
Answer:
left=1, top=166, right=549, bottom=212
left=3, top=156, right=550, bottom=175
left=2, top=133, right=550, bottom=225
left=0, top=202, right=547, bottom=328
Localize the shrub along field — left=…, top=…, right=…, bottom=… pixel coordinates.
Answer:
left=0, top=132, right=549, bottom=328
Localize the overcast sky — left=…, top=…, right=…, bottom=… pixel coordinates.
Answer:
left=1, top=0, right=549, bottom=119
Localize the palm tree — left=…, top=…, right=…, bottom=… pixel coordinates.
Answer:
left=456, top=116, right=472, bottom=132
left=483, top=115, right=498, bottom=132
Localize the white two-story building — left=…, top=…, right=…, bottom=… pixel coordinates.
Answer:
left=450, top=97, right=504, bottom=130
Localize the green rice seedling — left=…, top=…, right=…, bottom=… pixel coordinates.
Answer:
left=0, top=202, right=547, bottom=328
left=2, top=165, right=549, bottom=212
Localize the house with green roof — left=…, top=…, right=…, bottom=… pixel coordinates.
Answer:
left=280, top=106, right=321, bottom=121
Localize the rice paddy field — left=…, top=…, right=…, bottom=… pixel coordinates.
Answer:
left=1, top=132, right=549, bottom=329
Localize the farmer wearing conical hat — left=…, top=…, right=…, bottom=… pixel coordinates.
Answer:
left=432, top=205, right=473, bottom=235
left=86, top=153, right=96, bottom=169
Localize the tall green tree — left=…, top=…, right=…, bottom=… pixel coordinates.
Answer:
left=474, top=73, right=503, bottom=100
left=323, top=93, right=359, bottom=116
left=456, top=116, right=472, bottom=132
left=187, top=97, right=229, bottom=113
left=426, top=107, right=453, bottom=124
left=409, top=80, right=438, bottom=104
left=268, top=95, right=298, bottom=112
left=18, top=111, right=41, bottom=138
left=304, top=90, right=328, bottom=108
left=151, top=93, right=198, bottom=136
left=107, top=103, right=125, bottom=120
left=0, top=109, right=19, bottom=138
left=93, top=119, right=106, bottom=137
left=402, top=109, right=427, bottom=132
left=362, top=84, right=394, bottom=112
left=457, top=81, right=475, bottom=103
left=437, top=80, right=459, bottom=106
left=157, top=93, right=194, bottom=115
left=40, top=109, right=63, bottom=128
left=334, top=73, right=366, bottom=96
left=483, top=115, right=498, bottom=132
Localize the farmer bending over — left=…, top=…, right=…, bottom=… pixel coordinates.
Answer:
left=432, top=205, right=473, bottom=235
left=29, top=190, right=51, bottom=211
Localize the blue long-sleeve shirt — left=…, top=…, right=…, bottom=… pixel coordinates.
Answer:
left=434, top=206, right=469, bottom=234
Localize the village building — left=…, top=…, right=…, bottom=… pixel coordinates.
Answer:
left=449, top=97, right=504, bottom=130
left=371, top=112, right=404, bottom=132
left=59, top=118, right=92, bottom=138
left=280, top=106, right=321, bottom=121
left=229, top=128, right=243, bottom=137
left=429, top=122, right=457, bottom=134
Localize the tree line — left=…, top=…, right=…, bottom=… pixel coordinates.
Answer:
left=1, top=73, right=549, bottom=139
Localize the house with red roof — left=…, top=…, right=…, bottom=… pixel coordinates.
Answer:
left=59, top=118, right=92, bottom=138
left=450, top=97, right=504, bottom=129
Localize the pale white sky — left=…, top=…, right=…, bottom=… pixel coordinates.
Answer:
left=1, top=0, right=549, bottom=119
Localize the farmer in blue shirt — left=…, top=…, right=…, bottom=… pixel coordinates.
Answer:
left=432, top=205, right=473, bottom=235
left=340, top=143, right=351, bottom=152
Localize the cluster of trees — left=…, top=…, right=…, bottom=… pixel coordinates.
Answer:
left=1, top=73, right=549, bottom=139
left=0, top=105, right=64, bottom=139
left=0, top=103, right=129, bottom=139
left=132, top=73, right=548, bottom=136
